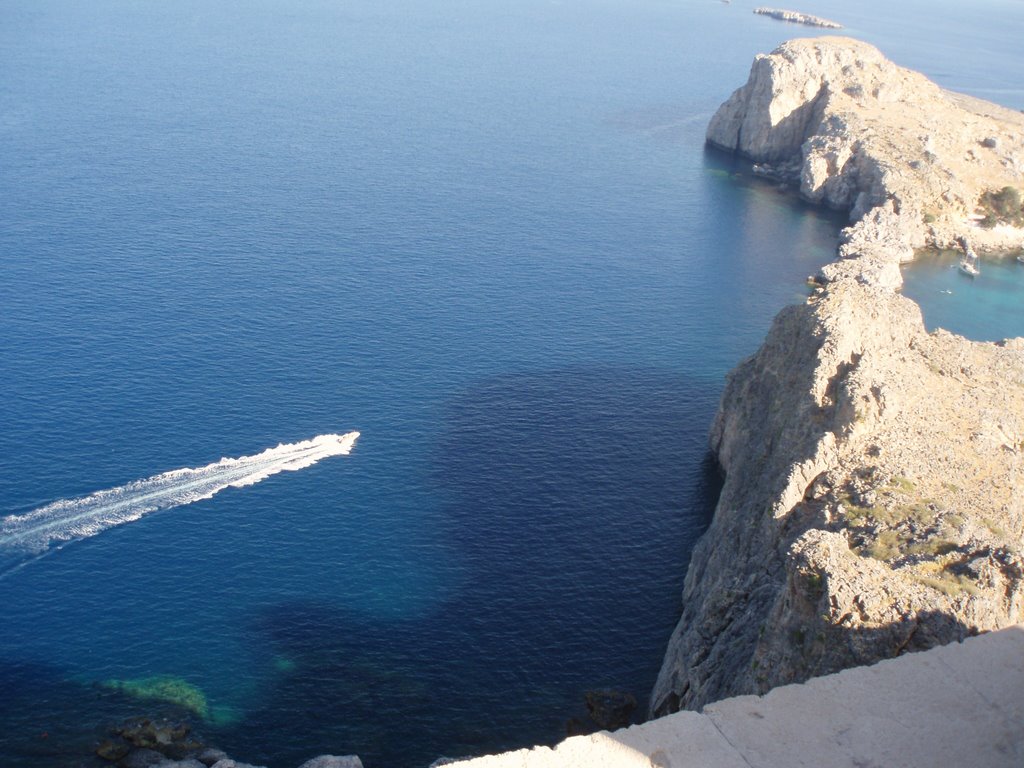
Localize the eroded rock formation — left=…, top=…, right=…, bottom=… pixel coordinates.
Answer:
left=652, top=38, right=1024, bottom=716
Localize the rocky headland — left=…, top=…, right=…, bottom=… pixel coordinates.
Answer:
left=753, top=8, right=842, bottom=30
left=651, top=37, right=1024, bottom=716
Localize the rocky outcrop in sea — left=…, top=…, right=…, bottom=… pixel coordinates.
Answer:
left=753, top=8, right=842, bottom=29
left=651, top=37, right=1024, bottom=716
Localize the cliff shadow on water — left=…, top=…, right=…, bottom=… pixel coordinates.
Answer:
left=697, top=148, right=848, bottom=360
left=203, top=367, right=724, bottom=767
left=427, top=367, right=724, bottom=751
left=700, top=148, right=850, bottom=227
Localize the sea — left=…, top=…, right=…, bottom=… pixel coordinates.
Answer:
left=1, top=1, right=1022, bottom=766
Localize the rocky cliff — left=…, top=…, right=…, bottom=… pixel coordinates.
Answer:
left=651, top=38, right=1024, bottom=716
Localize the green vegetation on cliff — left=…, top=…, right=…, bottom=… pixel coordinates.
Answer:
left=977, top=186, right=1024, bottom=228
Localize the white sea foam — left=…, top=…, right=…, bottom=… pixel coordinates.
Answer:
left=0, top=432, right=360, bottom=564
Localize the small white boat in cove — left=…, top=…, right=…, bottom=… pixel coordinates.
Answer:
left=959, top=256, right=981, bottom=277
left=956, top=237, right=980, bottom=277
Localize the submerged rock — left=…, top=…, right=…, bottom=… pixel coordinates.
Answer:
left=97, top=739, right=131, bottom=761
left=117, top=748, right=166, bottom=768
left=102, top=677, right=211, bottom=719
left=196, top=748, right=230, bottom=766
left=117, top=717, right=191, bottom=750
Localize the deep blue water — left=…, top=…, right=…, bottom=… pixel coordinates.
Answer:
left=1, top=1, right=1021, bottom=766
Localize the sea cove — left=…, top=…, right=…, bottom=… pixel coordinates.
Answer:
left=1, top=1, right=1023, bottom=766
left=902, top=251, right=1024, bottom=342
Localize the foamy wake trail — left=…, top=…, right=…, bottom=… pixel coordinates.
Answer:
left=0, top=432, right=360, bottom=569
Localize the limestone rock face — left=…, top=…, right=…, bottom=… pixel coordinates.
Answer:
left=706, top=37, right=940, bottom=167
left=652, top=281, right=1024, bottom=715
left=651, top=38, right=1024, bottom=717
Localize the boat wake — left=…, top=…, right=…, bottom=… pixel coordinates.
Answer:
left=0, top=432, right=360, bottom=574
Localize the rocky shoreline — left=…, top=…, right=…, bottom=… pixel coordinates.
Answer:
left=80, top=686, right=638, bottom=768
left=89, top=717, right=362, bottom=768
left=651, top=37, right=1024, bottom=716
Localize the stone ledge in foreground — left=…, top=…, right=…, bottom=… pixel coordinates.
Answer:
left=447, top=624, right=1024, bottom=768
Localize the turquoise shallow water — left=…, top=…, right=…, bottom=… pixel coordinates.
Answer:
left=0, top=1, right=1022, bottom=766
left=901, top=251, right=1024, bottom=341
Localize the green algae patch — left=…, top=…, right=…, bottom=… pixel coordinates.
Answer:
left=101, top=676, right=210, bottom=719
